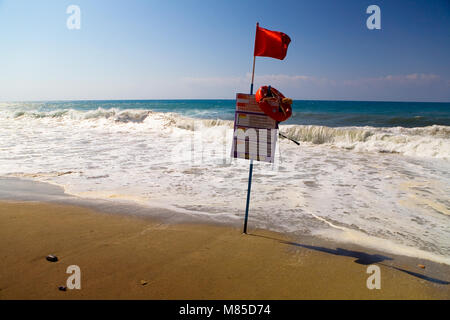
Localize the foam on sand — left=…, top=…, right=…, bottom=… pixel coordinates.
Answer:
left=0, top=106, right=449, bottom=265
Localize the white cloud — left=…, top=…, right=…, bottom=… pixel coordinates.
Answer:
left=343, top=73, right=441, bottom=86
left=178, top=72, right=449, bottom=101
left=183, top=72, right=443, bottom=89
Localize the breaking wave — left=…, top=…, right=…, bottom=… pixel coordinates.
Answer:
left=280, top=124, right=450, bottom=159
left=7, top=107, right=233, bottom=128
left=2, top=107, right=449, bottom=159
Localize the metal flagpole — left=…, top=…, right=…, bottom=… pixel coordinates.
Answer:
left=243, top=22, right=259, bottom=234
left=243, top=158, right=253, bottom=234
left=250, top=55, right=256, bottom=95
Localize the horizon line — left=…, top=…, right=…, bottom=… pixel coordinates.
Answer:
left=1, top=98, right=450, bottom=104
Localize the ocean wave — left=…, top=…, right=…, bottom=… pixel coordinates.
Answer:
left=10, top=107, right=153, bottom=123
left=280, top=124, right=450, bottom=159
left=2, top=107, right=449, bottom=159
left=6, top=107, right=233, bottom=129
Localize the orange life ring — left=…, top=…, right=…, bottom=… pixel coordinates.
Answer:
left=255, top=86, right=292, bottom=122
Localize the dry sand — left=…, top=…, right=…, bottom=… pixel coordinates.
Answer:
left=0, top=201, right=449, bottom=299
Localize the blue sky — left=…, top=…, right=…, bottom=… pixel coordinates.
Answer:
left=0, top=0, right=449, bottom=101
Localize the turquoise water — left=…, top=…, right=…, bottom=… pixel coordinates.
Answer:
left=5, top=99, right=450, bottom=127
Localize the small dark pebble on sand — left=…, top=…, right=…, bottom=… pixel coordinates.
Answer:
left=46, top=255, right=58, bottom=262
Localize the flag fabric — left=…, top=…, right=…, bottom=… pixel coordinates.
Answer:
left=254, top=25, right=291, bottom=60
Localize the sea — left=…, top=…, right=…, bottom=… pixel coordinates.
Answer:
left=0, top=99, right=449, bottom=264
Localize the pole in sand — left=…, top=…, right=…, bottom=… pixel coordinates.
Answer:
left=243, top=22, right=259, bottom=234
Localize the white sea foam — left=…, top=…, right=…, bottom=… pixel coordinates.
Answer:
left=313, top=228, right=450, bottom=266
left=0, top=106, right=449, bottom=264
left=4, top=107, right=449, bottom=159
left=282, top=124, right=450, bottom=159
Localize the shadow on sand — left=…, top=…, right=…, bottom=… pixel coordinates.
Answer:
left=248, top=233, right=449, bottom=285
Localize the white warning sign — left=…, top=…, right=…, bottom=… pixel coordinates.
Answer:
left=231, top=93, right=278, bottom=163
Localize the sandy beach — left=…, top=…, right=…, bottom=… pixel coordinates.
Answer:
left=0, top=200, right=448, bottom=300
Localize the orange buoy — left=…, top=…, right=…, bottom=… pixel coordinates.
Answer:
left=255, top=86, right=292, bottom=122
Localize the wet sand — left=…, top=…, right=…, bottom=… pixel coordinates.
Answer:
left=0, top=201, right=449, bottom=299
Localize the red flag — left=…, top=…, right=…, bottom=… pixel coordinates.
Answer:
left=254, top=25, right=291, bottom=60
